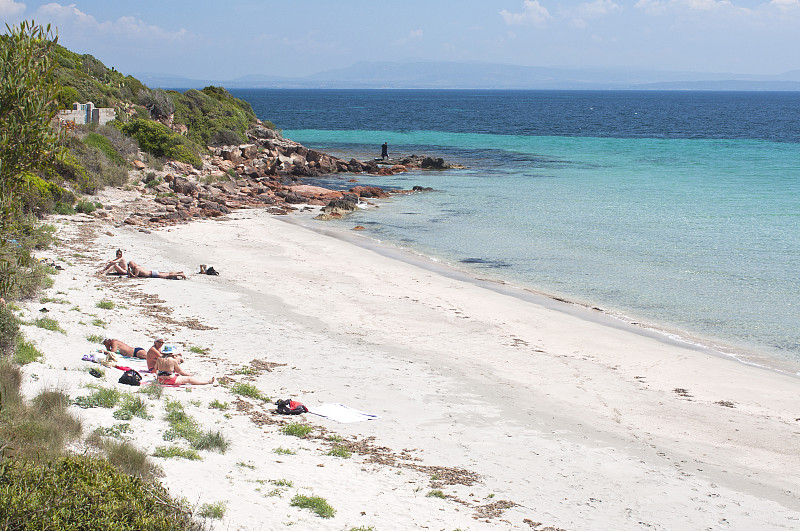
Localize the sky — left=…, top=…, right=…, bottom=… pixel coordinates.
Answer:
left=2, top=0, right=799, bottom=80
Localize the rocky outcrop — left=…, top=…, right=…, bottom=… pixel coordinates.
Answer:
left=117, top=119, right=451, bottom=227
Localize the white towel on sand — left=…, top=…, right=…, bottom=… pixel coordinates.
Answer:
left=307, top=403, right=379, bottom=423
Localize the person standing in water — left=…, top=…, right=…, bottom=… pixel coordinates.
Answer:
left=381, top=142, right=388, bottom=160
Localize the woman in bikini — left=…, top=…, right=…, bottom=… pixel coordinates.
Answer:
left=127, top=261, right=187, bottom=280
left=155, top=351, right=214, bottom=386
left=101, top=249, right=127, bottom=275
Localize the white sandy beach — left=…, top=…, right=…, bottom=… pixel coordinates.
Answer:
left=17, top=196, right=800, bottom=530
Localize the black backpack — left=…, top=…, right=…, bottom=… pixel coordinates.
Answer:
left=276, top=398, right=308, bottom=415
left=118, top=369, right=142, bottom=386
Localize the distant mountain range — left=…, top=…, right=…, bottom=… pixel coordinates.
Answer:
left=134, top=61, right=800, bottom=91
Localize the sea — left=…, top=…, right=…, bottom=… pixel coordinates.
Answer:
left=230, top=89, right=800, bottom=374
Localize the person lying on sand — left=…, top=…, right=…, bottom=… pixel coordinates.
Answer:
left=101, top=249, right=127, bottom=275
left=155, top=350, right=214, bottom=386
left=127, top=261, right=186, bottom=280
left=102, top=338, right=146, bottom=359
left=146, top=338, right=184, bottom=372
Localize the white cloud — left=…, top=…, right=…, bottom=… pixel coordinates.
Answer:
left=36, top=3, right=186, bottom=40
left=0, top=0, right=25, bottom=17
left=393, top=28, right=423, bottom=46
left=500, top=0, right=552, bottom=26
left=635, top=0, right=756, bottom=15
left=565, top=0, right=622, bottom=28
left=769, top=0, right=800, bottom=10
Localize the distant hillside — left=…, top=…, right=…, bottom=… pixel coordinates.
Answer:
left=134, top=61, right=800, bottom=91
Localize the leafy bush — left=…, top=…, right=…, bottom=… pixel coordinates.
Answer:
left=0, top=304, right=20, bottom=358
left=170, top=86, right=256, bottom=147
left=74, top=200, right=102, bottom=214
left=83, top=132, right=127, bottom=165
left=121, top=119, right=203, bottom=168
left=0, top=455, right=200, bottom=530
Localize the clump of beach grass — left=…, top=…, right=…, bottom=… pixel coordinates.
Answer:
left=162, top=399, right=228, bottom=453
left=96, top=300, right=115, bottom=310
left=14, top=337, right=42, bottom=364
left=208, top=399, right=228, bottom=410
left=230, top=382, right=268, bottom=401
left=86, top=334, right=104, bottom=343
left=325, top=445, right=352, bottom=459
left=113, top=394, right=151, bottom=420
left=73, top=384, right=121, bottom=409
left=427, top=489, right=446, bottom=499
left=273, top=447, right=296, bottom=455
left=33, top=316, right=65, bottom=334
left=152, top=446, right=201, bottom=460
left=280, top=422, right=313, bottom=438
left=197, top=501, right=227, bottom=519
left=0, top=366, right=82, bottom=462
left=290, top=495, right=336, bottom=519
left=139, top=382, right=164, bottom=400
left=87, top=433, right=161, bottom=480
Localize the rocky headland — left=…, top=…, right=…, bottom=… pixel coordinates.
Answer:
left=111, top=120, right=453, bottom=228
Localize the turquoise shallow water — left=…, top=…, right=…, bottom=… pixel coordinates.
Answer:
left=233, top=90, right=800, bottom=372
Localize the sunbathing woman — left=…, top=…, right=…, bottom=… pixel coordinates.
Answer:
left=127, top=261, right=186, bottom=280
left=155, top=351, right=214, bottom=386
left=101, top=249, right=127, bottom=275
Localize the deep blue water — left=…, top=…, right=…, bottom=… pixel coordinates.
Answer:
left=232, top=89, right=800, bottom=372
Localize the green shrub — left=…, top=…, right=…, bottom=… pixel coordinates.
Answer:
left=0, top=455, right=200, bottom=529
left=170, top=86, right=256, bottom=147
left=74, top=200, right=102, bottom=214
left=426, top=489, right=446, bottom=499
left=83, top=132, right=127, bottom=165
left=86, top=334, right=104, bottom=343
left=96, top=300, right=114, bottom=310
left=121, top=119, right=203, bottom=168
left=0, top=304, right=20, bottom=358
left=280, top=422, right=313, bottom=438
left=290, top=494, right=336, bottom=519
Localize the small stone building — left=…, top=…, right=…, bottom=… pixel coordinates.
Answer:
left=57, top=102, right=116, bottom=126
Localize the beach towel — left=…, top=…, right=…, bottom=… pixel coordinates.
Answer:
left=307, top=403, right=379, bottom=423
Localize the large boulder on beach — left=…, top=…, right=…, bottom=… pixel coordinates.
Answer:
left=171, top=176, right=199, bottom=196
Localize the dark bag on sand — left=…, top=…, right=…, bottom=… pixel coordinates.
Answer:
left=276, top=398, right=308, bottom=415
left=119, top=369, right=142, bottom=386
left=205, top=266, right=219, bottom=276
